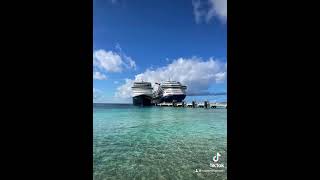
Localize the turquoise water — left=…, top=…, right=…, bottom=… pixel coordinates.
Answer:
left=93, top=104, right=227, bottom=180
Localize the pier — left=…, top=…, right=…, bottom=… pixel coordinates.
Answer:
left=155, top=101, right=227, bottom=109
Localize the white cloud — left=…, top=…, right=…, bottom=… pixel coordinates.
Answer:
left=115, top=79, right=134, bottom=98
left=93, top=71, right=107, bottom=80
left=115, top=57, right=227, bottom=99
left=192, top=0, right=227, bottom=24
left=126, top=56, right=137, bottom=70
left=192, top=0, right=206, bottom=24
left=207, top=0, right=227, bottom=23
left=93, top=50, right=123, bottom=72
left=93, top=49, right=136, bottom=73
left=115, top=43, right=137, bottom=70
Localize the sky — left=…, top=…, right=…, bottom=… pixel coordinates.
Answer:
left=93, top=0, right=227, bottom=103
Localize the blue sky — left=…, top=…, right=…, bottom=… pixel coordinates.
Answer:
left=93, top=0, right=227, bottom=103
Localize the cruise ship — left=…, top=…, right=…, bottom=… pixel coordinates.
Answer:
left=153, top=81, right=187, bottom=103
left=131, top=81, right=153, bottom=106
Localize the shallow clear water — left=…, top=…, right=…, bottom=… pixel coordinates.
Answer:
left=93, top=104, right=227, bottom=180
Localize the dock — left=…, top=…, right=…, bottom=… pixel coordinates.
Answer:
left=155, top=101, right=227, bottom=109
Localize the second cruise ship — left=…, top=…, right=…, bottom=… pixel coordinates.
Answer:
left=153, top=81, right=187, bottom=103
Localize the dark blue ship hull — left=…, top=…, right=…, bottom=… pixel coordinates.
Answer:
left=160, top=94, right=186, bottom=103
left=132, top=95, right=153, bottom=106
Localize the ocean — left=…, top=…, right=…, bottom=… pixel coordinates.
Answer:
left=93, top=104, right=227, bottom=180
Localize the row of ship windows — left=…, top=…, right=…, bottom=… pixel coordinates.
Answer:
left=163, top=89, right=184, bottom=91
left=133, top=86, right=183, bottom=89
left=133, top=91, right=152, bottom=93
left=132, top=86, right=151, bottom=87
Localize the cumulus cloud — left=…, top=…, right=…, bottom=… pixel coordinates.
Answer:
left=93, top=50, right=123, bottom=72
left=93, top=71, right=107, bottom=80
left=207, top=0, right=227, bottom=22
left=93, top=47, right=136, bottom=73
left=115, top=57, right=227, bottom=99
left=115, top=79, right=134, bottom=98
left=192, top=0, right=227, bottom=23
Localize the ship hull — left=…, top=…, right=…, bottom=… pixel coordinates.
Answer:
left=160, top=94, right=186, bottom=103
left=132, top=95, right=153, bottom=106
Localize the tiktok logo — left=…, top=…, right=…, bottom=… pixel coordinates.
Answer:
left=196, top=152, right=225, bottom=172
left=213, top=152, right=221, bottom=162
left=210, top=152, right=224, bottom=168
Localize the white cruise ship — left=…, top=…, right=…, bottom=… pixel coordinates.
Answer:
left=153, top=81, right=187, bottom=103
left=131, top=81, right=153, bottom=106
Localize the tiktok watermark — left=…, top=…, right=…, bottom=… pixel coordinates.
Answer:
left=195, top=152, right=225, bottom=173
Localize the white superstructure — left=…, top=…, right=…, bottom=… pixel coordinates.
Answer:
left=132, top=81, right=153, bottom=97
left=160, top=81, right=186, bottom=97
